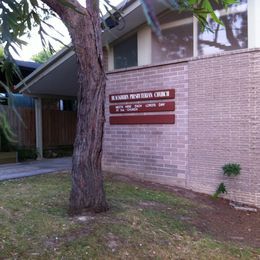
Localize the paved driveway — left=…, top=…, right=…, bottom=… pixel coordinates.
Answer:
left=0, top=157, right=72, bottom=181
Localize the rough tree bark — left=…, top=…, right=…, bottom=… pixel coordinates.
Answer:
left=42, top=0, right=109, bottom=214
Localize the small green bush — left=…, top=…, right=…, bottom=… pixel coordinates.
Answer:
left=222, top=163, right=241, bottom=177
left=17, top=148, right=38, bottom=161
left=213, top=163, right=241, bottom=198
left=213, top=182, right=227, bottom=198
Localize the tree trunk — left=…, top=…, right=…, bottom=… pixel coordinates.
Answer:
left=68, top=7, right=109, bottom=215
left=42, top=0, right=109, bottom=214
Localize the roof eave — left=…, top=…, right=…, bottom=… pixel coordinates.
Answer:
left=15, top=44, right=73, bottom=93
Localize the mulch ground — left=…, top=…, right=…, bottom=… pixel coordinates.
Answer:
left=106, top=173, right=260, bottom=248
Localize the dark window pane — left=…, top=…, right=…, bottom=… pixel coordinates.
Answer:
left=152, top=23, right=193, bottom=63
left=114, top=34, right=137, bottom=69
left=59, top=99, right=77, bottom=111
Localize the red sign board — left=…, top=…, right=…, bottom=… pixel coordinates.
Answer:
left=109, top=101, right=175, bottom=114
left=110, top=115, right=175, bottom=125
left=110, top=89, right=175, bottom=103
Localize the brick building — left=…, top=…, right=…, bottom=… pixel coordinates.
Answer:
left=18, top=0, right=260, bottom=207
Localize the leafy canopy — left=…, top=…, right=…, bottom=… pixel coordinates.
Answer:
left=0, top=47, right=3, bottom=59
left=31, top=49, right=53, bottom=63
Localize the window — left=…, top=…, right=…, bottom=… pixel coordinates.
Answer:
left=59, top=99, right=77, bottom=111
left=152, top=11, right=193, bottom=63
left=152, top=23, right=193, bottom=63
left=114, top=34, right=137, bottom=69
left=198, top=1, right=248, bottom=55
left=0, top=93, right=8, bottom=106
left=110, top=0, right=248, bottom=68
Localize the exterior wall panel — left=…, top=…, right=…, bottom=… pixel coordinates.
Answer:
left=103, top=63, right=189, bottom=187
left=103, top=49, right=260, bottom=208
left=188, top=52, right=253, bottom=205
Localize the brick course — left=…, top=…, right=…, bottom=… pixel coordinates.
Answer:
left=103, top=49, right=260, bottom=208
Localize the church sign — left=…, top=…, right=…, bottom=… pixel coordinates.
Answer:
left=109, top=89, right=175, bottom=103
left=109, top=101, right=175, bottom=114
left=109, top=89, right=175, bottom=125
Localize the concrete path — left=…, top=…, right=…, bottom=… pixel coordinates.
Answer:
left=0, top=157, right=72, bottom=181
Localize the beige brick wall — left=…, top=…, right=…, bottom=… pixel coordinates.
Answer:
left=188, top=51, right=253, bottom=205
left=249, top=51, right=260, bottom=207
left=103, top=49, right=260, bottom=208
left=103, top=63, right=189, bottom=187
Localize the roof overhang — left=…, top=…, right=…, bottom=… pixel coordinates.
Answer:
left=16, top=0, right=168, bottom=98
left=16, top=45, right=79, bottom=98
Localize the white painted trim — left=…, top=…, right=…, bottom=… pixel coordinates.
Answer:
left=161, top=17, right=193, bottom=30
left=108, top=46, right=114, bottom=71
left=248, top=0, right=260, bottom=48
left=218, top=3, right=247, bottom=17
left=137, top=26, right=152, bottom=66
left=193, top=16, right=198, bottom=57
left=35, top=98, right=43, bottom=160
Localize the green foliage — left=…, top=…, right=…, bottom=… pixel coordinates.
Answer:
left=222, top=163, right=241, bottom=177
left=17, top=148, right=38, bottom=161
left=0, top=0, right=59, bottom=89
left=0, top=129, right=15, bottom=152
left=214, top=163, right=241, bottom=198
left=0, top=47, right=3, bottom=59
left=0, top=112, right=17, bottom=150
left=31, top=49, right=53, bottom=63
left=193, top=0, right=237, bottom=30
left=213, top=182, right=227, bottom=198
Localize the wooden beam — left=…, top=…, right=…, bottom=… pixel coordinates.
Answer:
left=35, top=98, right=43, bottom=160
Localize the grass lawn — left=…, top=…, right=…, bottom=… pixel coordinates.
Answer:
left=0, top=173, right=259, bottom=259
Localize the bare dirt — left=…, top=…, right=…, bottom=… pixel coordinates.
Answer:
left=107, top=173, right=260, bottom=248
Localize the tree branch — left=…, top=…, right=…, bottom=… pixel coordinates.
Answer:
left=199, top=39, right=234, bottom=51
left=41, top=0, right=87, bottom=23
left=221, top=16, right=240, bottom=48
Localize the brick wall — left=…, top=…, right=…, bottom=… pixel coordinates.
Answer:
left=103, top=63, right=189, bottom=187
left=249, top=51, right=260, bottom=207
left=103, top=49, right=260, bottom=208
left=188, top=51, right=254, bottom=205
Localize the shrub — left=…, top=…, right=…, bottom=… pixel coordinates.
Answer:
left=222, top=163, right=241, bottom=177
left=213, top=182, right=227, bottom=198
left=213, top=163, right=241, bottom=198
left=17, top=148, right=38, bottom=161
